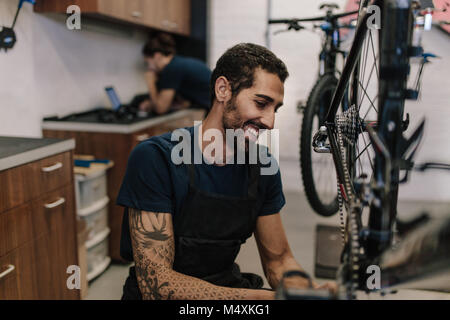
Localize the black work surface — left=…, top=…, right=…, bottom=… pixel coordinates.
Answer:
left=0, top=136, right=62, bottom=160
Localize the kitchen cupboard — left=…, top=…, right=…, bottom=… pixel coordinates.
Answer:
left=34, top=0, right=191, bottom=35
left=0, top=144, right=79, bottom=300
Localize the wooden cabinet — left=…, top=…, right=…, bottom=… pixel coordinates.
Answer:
left=34, top=0, right=191, bottom=36
left=0, top=150, right=80, bottom=300
left=0, top=242, right=37, bottom=300
left=42, top=109, right=205, bottom=262
left=142, top=0, right=191, bottom=35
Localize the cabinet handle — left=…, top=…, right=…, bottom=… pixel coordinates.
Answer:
left=44, top=197, right=66, bottom=209
left=41, top=162, right=63, bottom=173
left=162, top=20, right=178, bottom=30
left=162, top=20, right=171, bottom=28
left=0, top=265, right=15, bottom=280
left=131, top=11, right=142, bottom=18
left=136, top=133, right=149, bottom=142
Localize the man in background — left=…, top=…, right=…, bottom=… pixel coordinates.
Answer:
left=139, top=32, right=211, bottom=114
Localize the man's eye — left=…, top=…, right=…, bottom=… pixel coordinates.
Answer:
left=255, top=101, right=266, bottom=107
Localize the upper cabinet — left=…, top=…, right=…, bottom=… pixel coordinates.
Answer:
left=34, top=0, right=191, bottom=36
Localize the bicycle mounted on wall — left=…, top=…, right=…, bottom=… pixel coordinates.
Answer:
left=270, top=0, right=450, bottom=299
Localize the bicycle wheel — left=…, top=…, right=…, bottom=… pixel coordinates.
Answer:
left=300, top=75, right=339, bottom=217
left=334, top=0, right=415, bottom=297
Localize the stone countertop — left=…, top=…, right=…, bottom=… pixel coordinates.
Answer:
left=0, top=136, right=75, bottom=171
left=41, top=109, right=198, bottom=134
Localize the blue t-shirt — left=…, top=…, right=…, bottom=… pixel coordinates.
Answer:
left=116, top=126, right=285, bottom=260
left=158, top=55, right=211, bottom=109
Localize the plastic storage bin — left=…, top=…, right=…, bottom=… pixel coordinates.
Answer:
left=75, top=171, right=107, bottom=210
left=86, top=228, right=111, bottom=281
left=78, top=197, right=109, bottom=243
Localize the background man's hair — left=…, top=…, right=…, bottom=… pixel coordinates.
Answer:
left=210, top=43, right=289, bottom=105
left=142, top=32, right=176, bottom=57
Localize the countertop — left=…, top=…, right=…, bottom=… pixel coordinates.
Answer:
left=0, top=136, right=75, bottom=171
left=41, top=109, right=198, bottom=134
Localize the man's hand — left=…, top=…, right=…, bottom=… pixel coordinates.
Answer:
left=282, top=273, right=337, bottom=296
left=139, top=99, right=152, bottom=112
left=314, top=281, right=338, bottom=296
left=144, top=70, right=158, bottom=84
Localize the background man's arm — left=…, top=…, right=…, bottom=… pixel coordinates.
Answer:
left=145, top=71, right=175, bottom=114
left=128, top=208, right=274, bottom=300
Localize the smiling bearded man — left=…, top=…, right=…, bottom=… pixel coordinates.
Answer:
left=117, top=43, right=336, bottom=300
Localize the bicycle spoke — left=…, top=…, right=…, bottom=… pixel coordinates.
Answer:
left=361, top=133, right=374, bottom=171
left=358, top=32, right=371, bottom=103
left=356, top=143, right=364, bottom=176
left=358, top=54, right=379, bottom=108
left=363, top=94, right=378, bottom=120
left=355, top=140, right=373, bottom=162
left=358, top=80, right=378, bottom=113
left=369, top=31, right=379, bottom=80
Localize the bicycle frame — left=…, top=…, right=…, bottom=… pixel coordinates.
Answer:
left=324, top=0, right=412, bottom=261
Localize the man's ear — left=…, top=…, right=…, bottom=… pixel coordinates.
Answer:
left=214, top=76, right=232, bottom=103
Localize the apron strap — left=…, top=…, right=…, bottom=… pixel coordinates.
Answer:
left=187, top=163, right=196, bottom=185
left=247, top=164, right=260, bottom=199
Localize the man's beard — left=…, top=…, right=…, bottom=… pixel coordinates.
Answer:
left=222, top=97, right=240, bottom=130
left=222, top=98, right=253, bottom=156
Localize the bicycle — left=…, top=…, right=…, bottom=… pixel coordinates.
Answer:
left=270, top=3, right=359, bottom=217
left=273, top=0, right=450, bottom=299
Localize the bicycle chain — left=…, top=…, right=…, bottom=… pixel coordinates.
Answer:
left=335, top=105, right=361, bottom=299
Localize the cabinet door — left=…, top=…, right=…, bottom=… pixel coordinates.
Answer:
left=165, top=0, right=191, bottom=35
left=143, top=0, right=191, bottom=35
left=98, top=0, right=144, bottom=24
left=0, top=242, right=37, bottom=300
left=0, top=203, right=33, bottom=257
left=0, top=253, right=20, bottom=299
left=32, top=185, right=80, bottom=299
left=33, top=233, right=79, bottom=300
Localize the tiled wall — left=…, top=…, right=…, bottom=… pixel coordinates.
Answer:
left=0, top=0, right=148, bottom=138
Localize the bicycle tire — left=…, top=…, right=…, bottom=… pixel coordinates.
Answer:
left=300, top=74, right=340, bottom=217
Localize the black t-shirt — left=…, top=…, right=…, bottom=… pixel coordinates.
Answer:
left=158, top=55, right=211, bottom=109
left=116, top=126, right=286, bottom=261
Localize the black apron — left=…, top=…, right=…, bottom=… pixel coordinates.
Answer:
left=122, top=162, right=264, bottom=300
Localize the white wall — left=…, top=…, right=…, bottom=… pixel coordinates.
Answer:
left=209, top=0, right=450, bottom=202
left=0, top=0, right=148, bottom=138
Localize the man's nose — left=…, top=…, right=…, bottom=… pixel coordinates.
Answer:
left=260, top=109, right=275, bottom=130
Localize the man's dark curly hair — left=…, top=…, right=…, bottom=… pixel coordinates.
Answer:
left=210, top=43, right=289, bottom=105
left=142, top=32, right=176, bottom=57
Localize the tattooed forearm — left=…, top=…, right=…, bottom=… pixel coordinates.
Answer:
left=128, top=208, right=272, bottom=300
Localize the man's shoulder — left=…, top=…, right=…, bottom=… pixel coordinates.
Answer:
left=174, top=55, right=210, bottom=71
